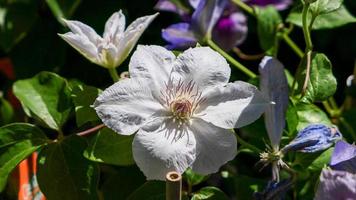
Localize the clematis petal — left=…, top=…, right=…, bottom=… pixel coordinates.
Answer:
left=59, top=32, right=100, bottom=64
left=132, top=118, right=196, bottom=180
left=259, top=56, right=289, bottom=150
left=173, top=47, right=230, bottom=90
left=129, top=45, right=176, bottom=93
left=62, top=19, right=102, bottom=45
left=116, top=13, right=159, bottom=66
left=245, top=0, right=292, bottom=11
left=330, top=141, right=356, bottom=174
left=314, top=169, right=356, bottom=200
left=189, top=0, right=200, bottom=8
left=191, top=0, right=228, bottom=39
left=103, top=10, right=126, bottom=43
left=212, top=11, right=248, bottom=51
left=94, top=78, right=164, bottom=135
left=162, top=23, right=197, bottom=50
left=190, top=118, right=237, bottom=175
left=281, top=124, right=342, bottom=153
left=198, top=81, right=268, bottom=129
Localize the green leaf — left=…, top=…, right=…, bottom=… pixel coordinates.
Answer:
left=286, top=103, right=299, bottom=136
left=84, top=127, right=135, bottom=166
left=37, top=135, right=99, bottom=200
left=295, top=102, right=332, bottom=131
left=0, top=96, right=14, bottom=125
left=309, top=0, right=343, bottom=15
left=71, top=84, right=101, bottom=127
left=255, top=6, right=282, bottom=53
left=101, top=166, right=146, bottom=200
left=13, top=71, right=73, bottom=131
left=287, top=5, right=356, bottom=30
left=0, top=123, right=48, bottom=191
left=183, top=168, right=208, bottom=186
left=191, top=187, right=229, bottom=200
left=298, top=53, right=337, bottom=103
left=46, top=0, right=81, bottom=21
left=308, top=147, right=333, bottom=171
left=127, top=181, right=165, bottom=200
left=0, top=1, right=38, bottom=51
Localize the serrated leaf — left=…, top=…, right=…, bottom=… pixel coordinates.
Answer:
left=84, top=127, right=134, bottom=166
left=287, top=5, right=356, bottom=30
left=255, top=6, right=282, bottom=53
left=0, top=123, right=48, bottom=191
left=37, top=135, right=99, bottom=200
left=13, top=71, right=73, bottom=131
left=46, top=0, right=81, bottom=20
left=295, top=102, right=332, bottom=131
left=192, top=187, right=229, bottom=200
left=127, top=181, right=165, bottom=200
left=298, top=53, right=337, bottom=103
left=310, top=0, right=343, bottom=15
left=71, top=84, right=101, bottom=127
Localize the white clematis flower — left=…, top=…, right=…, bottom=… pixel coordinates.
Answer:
left=59, top=11, right=158, bottom=68
left=94, top=45, right=269, bottom=180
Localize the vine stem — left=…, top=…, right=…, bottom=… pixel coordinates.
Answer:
left=108, top=68, right=120, bottom=82
left=231, top=0, right=255, bottom=16
left=207, top=39, right=257, bottom=78
left=76, top=124, right=105, bottom=136
left=166, top=171, right=182, bottom=200
left=232, top=129, right=262, bottom=154
left=302, top=2, right=313, bottom=51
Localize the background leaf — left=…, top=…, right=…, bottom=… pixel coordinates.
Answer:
left=37, top=135, right=99, bottom=200
left=84, top=127, right=135, bottom=166
left=191, top=187, right=229, bottom=200
left=46, top=0, right=82, bottom=20
left=71, top=84, right=101, bottom=127
left=0, top=96, right=14, bottom=126
left=13, top=71, right=73, bottom=130
left=295, top=102, right=332, bottom=130
left=127, top=181, right=165, bottom=200
left=287, top=5, right=356, bottom=30
left=255, top=6, right=282, bottom=53
left=0, top=123, right=48, bottom=191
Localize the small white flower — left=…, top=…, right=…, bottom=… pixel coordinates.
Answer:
left=59, top=11, right=158, bottom=68
left=94, top=45, right=269, bottom=180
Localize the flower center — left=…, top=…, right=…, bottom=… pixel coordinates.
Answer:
left=171, top=99, right=192, bottom=120
left=160, top=77, right=205, bottom=124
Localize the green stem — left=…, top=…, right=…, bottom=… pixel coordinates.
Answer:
left=207, top=39, right=257, bottom=78
left=108, top=68, right=120, bottom=82
left=233, top=129, right=262, bottom=154
left=282, top=34, right=304, bottom=58
left=302, top=3, right=313, bottom=51
left=322, top=101, right=333, bottom=116
left=231, top=0, right=255, bottom=16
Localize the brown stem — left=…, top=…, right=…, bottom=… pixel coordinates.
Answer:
left=232, top=47, right=265, bottom=61
left=76, top=124, right=105, bottom=136
left=302, top=51, right=312, bottom=96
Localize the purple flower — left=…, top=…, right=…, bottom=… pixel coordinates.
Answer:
left=245, top=0, right=292, bottom=10
left=159, top=0, right=248, bottom=51
left=314, top=169, right=356, bottom=200
left=254, top=179, right=292, bottom=200
left=281, top=124, right=342, bottom=153
left=259, top=56, right=289, bottom=151
left=330, top=140, right=356, bottom=174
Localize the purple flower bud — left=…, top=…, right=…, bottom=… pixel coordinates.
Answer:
left=281, top=124, right=342, bottom=153
left=329, top=140, right=356, bottom=174
left=254, top=179, right=292, bottom=200
left=314, top=169, right=356, bottom=200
